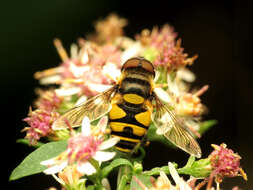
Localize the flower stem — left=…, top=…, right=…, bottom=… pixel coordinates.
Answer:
left=117, top=165, right=132, bottom=190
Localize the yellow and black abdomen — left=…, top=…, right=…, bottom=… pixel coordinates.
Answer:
left=109, top=93, right=152, bottom=152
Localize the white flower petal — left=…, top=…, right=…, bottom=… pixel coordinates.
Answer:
left=75, top=96, right=87, bottom=106
left=102, top=62, right=121, bottom=82
left=99, top=137, right=120, bottom=150
left=69, top=64, right=89, bottom=78
left=177, top=68, right=196, bottom=82
left=40, top=75, right=62, bottom=85
left=154, top=88, right=172, bottom=103
left=40, top=157, right=57, bottom=166
left=70, top=43, right=78, bottom=59
left=168, top=162, right=180, bottom=184
left=97, top=116, right=108, bottom=133
left=43, top=161, right=68, bottom=175
left=168, top=162, right=192, bottom=190
left=93, top=151, right=116, bottom=162
left=88, top=83, right=113, bottom=93
left=80, top=51, right=89, bottom=64
left=77, top=162, right=96, bottom=175
left=121, top=42, right=141, bottom=63
left=159, top=171, right=171, bottom=186
left=81, top=116, right=91, bottom=135
left=55, top=87, right=81, bottom=96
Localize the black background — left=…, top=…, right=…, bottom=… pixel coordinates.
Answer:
left=2, top=0, right=251, bottom=189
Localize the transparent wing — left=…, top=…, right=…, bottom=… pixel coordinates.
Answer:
left=52, top=86, right=117, bottom=130
left=152, top=93, right=202, bottom=158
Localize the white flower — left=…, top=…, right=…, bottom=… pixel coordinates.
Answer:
left=41, top=116, right=120, bottom=177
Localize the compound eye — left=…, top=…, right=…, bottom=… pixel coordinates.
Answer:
left=141, top=59, right=155, bottom=76
left=122, top=58, right=140, bottom=70
left=122, top=57, right=155, bottom=77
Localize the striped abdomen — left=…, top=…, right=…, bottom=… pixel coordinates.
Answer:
left=109, top=100, right=151, bottom=152
left=109, top=75, right=153, bottom=152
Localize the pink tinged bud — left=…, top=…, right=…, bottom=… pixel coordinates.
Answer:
left=209, top=143, right=247, bottom=181
left=23, top=109, right=60, bottom=144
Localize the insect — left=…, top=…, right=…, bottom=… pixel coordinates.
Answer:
left=52, top=57, right=201, bottom=158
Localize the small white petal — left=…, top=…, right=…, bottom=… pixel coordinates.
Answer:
left=168, top=162, right=180, bottom=184
left=55, top=87, right=81, bottom=96
left=121, top=42, right=141, bottom=63
left=75, top=96, right=87, bottom=106
left=88, top=83, right=113, bottom=93
left=40, top=157, right=56, bottom=166
left=69, top=64, right=89, bottom=78
left=40, top=75, right=62, bottom=85
left=159, top=171, right=171, bottom=185
left=77, top=162, right=96, bottom=175
left=154, top=70, right=161, bottom=82
left=70, top=43, right=78, bottom=59
left=80, top=51, right=89, bottom=64
left=168, top=162, right=191, bottom=189
left=99, top=137, right=120, bottom=150
left=43, top=161, right=68, bottom=175
left=102, top=62, right=121, bottom=82
left=93, top=151, right=116, bottom=162
left=177, top=68, right=196, bottom=82
left=154, top=88, right=172, bottom=103
left=81, top=116, right=91, bottom=135
left=97, top=116, right=108, bottom=133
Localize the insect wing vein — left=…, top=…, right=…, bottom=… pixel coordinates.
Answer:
left=52, top=86, right=116, bottom=130
left=152, top=93, right=201, bottom=158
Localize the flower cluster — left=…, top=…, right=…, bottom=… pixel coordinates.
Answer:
left=22, top=108, right=60, bottom=145
left=208, top=144, right=247, bottom=185
left=23, top=14, right=209, bottom=144
left=41, top=117, right=119, bottom=188
left=137, top=25, right=197, bottom=70
left=11, top=14, right=247, bottom=190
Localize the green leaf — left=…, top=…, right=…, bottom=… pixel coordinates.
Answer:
left=199, top=120, right=217, bottom=135
left=130, top=174, right=153, bottom=190
left=9, top=140, right=67, bottom=181
left=117, top=174, right=130, bottom=190
left=184, top=155, right=196, bottom=168
left=143, top=166, right=169, bottom=176
left=16, top=138, right=44, bottom=148
left=143, top=163, right=177, bottom=176
left=87, top=185, right=95, bottom=190
left=101, top=158, right=133, bottom=178
left=178, top=158, right=212, bottom=178
left=147, top=123, right=176, bottom=148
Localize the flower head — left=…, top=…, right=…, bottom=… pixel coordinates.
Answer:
left=209, top=143, right=247, bottom=182
left=35, top=89, right=63, bottom=111
left=137, top=25, right=197, bottom=70
left=57, top=165, right=86, bottom=189
left=22, top=108, right=60, bottom=145
left=34, top=39, right=121, bottom=97
left=91, top=13, right=127, bottom=44
left=41, top=116, right=119, bottom=177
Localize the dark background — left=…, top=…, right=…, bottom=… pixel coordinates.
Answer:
left=2, top=0, right=251, bottom=189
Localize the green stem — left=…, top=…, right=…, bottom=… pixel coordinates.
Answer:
left=117, top=165, right=132, bottom=190
left=157, top=66, right=168, bottom=85
left=117, top=174, right=130, bottom=190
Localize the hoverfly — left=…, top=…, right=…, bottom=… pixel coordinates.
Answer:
left=53, top=57, right=201, bottom=158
